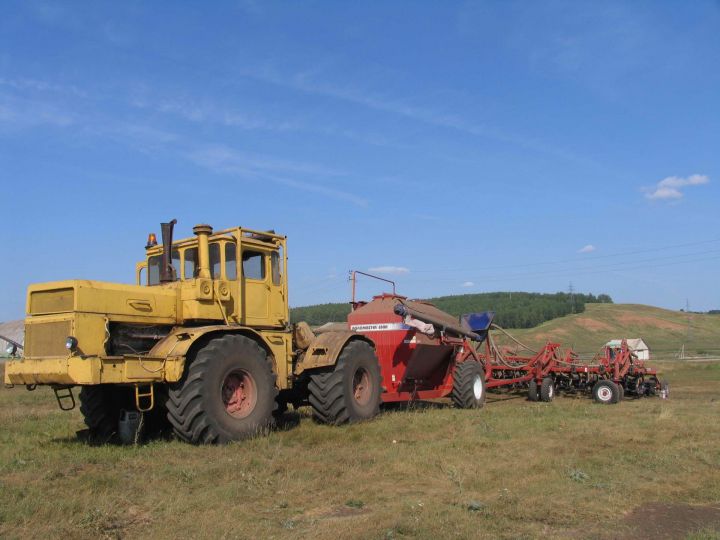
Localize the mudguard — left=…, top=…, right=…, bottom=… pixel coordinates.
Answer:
left=294, top=330, right=374, bottom=375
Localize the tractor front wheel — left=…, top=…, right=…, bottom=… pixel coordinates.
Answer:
left=452, top=360, right=486, bottom=409
left=308, top=340, right=382, bottom=425
left=166, top=334, right=278, bottom=444
left=79, top=386, right=126, bottom=443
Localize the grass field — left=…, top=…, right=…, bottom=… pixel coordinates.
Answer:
left=505, top=304, right=720, bottom=359
left=1, top=360, right=719, bottom=539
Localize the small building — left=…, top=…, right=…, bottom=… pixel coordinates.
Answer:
left=605, top=338, right=650, bottom=361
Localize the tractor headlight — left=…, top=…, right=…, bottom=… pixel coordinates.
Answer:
left=65, top=336, right=78, bottom=351
left=5, top=342, right=17, bottom=356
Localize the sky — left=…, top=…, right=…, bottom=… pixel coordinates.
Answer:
left=1, top=0, right=719, bottom=321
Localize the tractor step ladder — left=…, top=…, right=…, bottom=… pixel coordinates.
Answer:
left=53, top=386, right=75, bottom=411
left=135, top=384, right=155, bottom=412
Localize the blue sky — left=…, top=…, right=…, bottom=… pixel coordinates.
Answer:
left=1, top=1, right=719, bottom=321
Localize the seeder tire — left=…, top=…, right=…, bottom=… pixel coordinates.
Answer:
left=166, top=334, right=278, bottom=444
left=528, top=379, right=539, bottom=402
left=452, top=360, right=486, bottom=409
left=592, top=380, right=620, bottom=405
left=308, top=340, right=382, bottom=425
left=540, top=377, right=555, bottom=402
left=617, top=384, right=625, bottom=402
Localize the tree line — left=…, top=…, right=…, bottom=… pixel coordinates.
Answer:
left=290, top=291, right=613, bottom=328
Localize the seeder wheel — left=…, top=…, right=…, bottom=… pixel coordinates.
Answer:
left=451, top=360, right=486, bottom=409
left=592, top=380, right=620, bottom=405
left=540, top=377, right=555, bottom=402
left=528, top=379, right=539, bottom=402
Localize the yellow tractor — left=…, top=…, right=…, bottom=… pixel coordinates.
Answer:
left=4, top=221, right=381, bottom=443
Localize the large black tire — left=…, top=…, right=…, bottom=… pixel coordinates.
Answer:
left=592, top=380, right=620, bottom=405
left=79, top=385, right=170, bottom=444
left=166, top=334, right=278, bottom=444
left=451, top=360, right=486, bottom=409
left=617, top=384, right=625, bottom=402
left=308, top=340, right=382, bottom=425
left=540, top=377, right=555, bottom=402
left=79, top=386, right=124, bottom=443
left=528, top=379, right=539, bottom=402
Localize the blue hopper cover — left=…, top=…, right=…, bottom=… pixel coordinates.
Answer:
left=461, top=311, right=495, bottom=333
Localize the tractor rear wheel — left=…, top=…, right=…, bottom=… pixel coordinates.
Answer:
left=592, top=380, right=620, bottom=405
left=452, top=360, right=486, bottom=409
left=166, top=334, right=278, bottom=444
left=528, top=379, right=539, bottom=402
left=308, top=340, right=382, bottom=425
left=540, top=377, right=555, bottom=402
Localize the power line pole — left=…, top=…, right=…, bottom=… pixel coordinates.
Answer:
left=568, top=282, right=575, bottom=313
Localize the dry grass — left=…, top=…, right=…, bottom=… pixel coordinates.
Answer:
left=1, top=361, right=719, bottom=539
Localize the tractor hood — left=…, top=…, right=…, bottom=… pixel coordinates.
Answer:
left=27, top=280, right=178, bottom=322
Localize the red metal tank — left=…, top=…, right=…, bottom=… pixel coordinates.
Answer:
left=347, top=294, right=459, bottom=402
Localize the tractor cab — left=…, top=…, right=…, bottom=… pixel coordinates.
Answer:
left=136, top=222, right=288, bottom=327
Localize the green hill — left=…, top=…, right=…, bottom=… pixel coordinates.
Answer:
left=290, top=291, right=612, bottom=328
left=505, top=303, right=720, bottom=358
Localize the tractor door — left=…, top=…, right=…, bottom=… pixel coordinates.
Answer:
left=241, top=248, right=270, bottom=324
left=240, top=241, right=287, bottom=327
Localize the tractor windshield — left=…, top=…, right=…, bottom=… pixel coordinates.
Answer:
left=147, top=243, right=226, bottom=285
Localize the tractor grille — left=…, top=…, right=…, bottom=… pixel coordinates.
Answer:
left=29, top=288, right=74, bottom=314
left=25, top=320, right=72, bottom=357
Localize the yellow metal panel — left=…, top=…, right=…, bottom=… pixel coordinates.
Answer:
left=3, top=355, right=185, bottom=386
left=24, top=319, right=72, bottom=357
left=28, top=287, right=74, bottom=314
left=74, top=281, right=177, bottom=322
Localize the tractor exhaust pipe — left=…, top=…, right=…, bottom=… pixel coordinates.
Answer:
left=159, top=219, right=177, bottom=283
left=193, top=224, right=213, bottom=279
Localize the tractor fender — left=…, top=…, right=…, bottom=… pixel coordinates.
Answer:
left=294, top=330, right=374, bottom=376
left=148, top=324, right=277, bottom=382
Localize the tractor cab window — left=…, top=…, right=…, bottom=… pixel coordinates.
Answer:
left=184, top=248, right=197, bottom=279
left=183, top=244, right=222, bottom=279
left=242, top=251, right=265, bottom=280
left=225, top=243, right=237, bottom=280
left=147, top=250, right=180, bottom=285
left=148, top=256, right=160, bottom=285
left=210, top=243, right=221, bottom=278
left=271, top=248, right=282, bottom=285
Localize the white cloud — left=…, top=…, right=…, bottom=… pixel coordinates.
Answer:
left=368, top=266, right=410, bottom=275
left=578, top=244, right=596, bottom=254
left=461, top=281, right=475, bottom=287
left=645, top=174, right=709, bottom=201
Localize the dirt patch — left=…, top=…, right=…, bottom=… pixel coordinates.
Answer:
left=621, top=502, right=720, bottom=539
left=615, top=314, right=685, bottom=331
left=574, top=318, right=614, bottom=331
